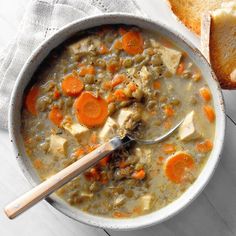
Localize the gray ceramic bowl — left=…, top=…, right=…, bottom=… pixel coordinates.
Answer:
left=8, top=13, right=225, bottom=230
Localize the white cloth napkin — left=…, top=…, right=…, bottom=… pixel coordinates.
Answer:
left=0, top=0, right=143, bottom=130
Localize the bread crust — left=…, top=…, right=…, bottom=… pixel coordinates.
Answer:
left=166, top=0, right=231, bottom=36
left=201, top=12, right=236, bottom=89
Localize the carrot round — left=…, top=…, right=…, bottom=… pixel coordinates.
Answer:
left=74, top=91, right=108, bottom=127
left=195, top=139, right=213, bottom=153
left=164, top=152, right=195, bottom=183
left=128, top=82, right=137, bottom=92
left=199, top=87, right=212, bottom=102
left=114, top=89, right=127, bottom=101
left=25, top=86, right=39, bottom=115
left=122, top=31, right=144, bottom=55
left=163, top=143, right=176, bottom=154
left=203, top=105, right=215, bottom=122
left=99, top=43, right=109, bottom=54
left=79, top=65, right=95, bottom=76
left=99, top=155, right=110, bottom=167
left=111, top=74, right=126, bottom=88
left=48, top=106, right=63, bottom=126
left=132, top=169, right=146, bottom=180
left=61, top=74, right=84, bottom=96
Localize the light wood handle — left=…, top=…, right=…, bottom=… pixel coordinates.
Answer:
left=4, top=137, right=122, bottom=219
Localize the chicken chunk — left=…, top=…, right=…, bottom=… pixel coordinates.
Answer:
left=68, top=36, right=101, bottom=56
left=99, top=117, right=118, bottom=141
left=63, top=123, right=89, bottom=143
left=140, top=66, right=151, bottom=86
left=117, top=108, right=133, bottom=127
left=140, top=194, right=154, bottom=211
left=159, top=46, right=182, bottom=74
left=49, top=135, right=67, bottom=157
left=178, top=111, right=202, bottom=141
left=133, top=147, right=152, bottom=164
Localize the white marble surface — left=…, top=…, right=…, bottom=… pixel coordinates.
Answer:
left=1, top=0, right=236, bottom=235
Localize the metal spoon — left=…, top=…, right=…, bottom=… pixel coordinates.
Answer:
left=4, top=119, right=183, bottom=219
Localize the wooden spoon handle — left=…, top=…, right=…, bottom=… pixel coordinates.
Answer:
left=4, top=136, right=122, bottom=219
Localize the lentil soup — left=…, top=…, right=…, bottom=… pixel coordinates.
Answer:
left=21, top=25, right=215, bottom=218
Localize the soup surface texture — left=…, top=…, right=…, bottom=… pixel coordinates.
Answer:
left=21, top=25, right=215, bottom=218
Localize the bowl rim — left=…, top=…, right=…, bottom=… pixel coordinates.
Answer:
left=8, top=13, right=226, bottom=230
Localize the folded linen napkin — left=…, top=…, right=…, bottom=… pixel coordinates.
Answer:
left=0, top=0, right=143, bottom=130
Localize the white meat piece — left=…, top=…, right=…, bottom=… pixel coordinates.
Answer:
left=140, top=66, right=151, bottom=86
left=80, top=192, right=93, bottom=199
left=140, top=194, right=154, bottom=211
left=150, top=38, right=161, bottom=48
left=68, top=36, right=101, bottom=55
left=159, top=46, right=182, bottom=74
left=99, top=117, right=118, bottom=141
left=133, top=147, right=152, bottom=164
left=178, top=111, right=201, bottom=141
left=63, top=123, right=89, bottom=143
left=117, top=108, right=133, bottom=127
left=49, top=135, right=67, bottom=157
left=114, top=195, right=126, bottom=206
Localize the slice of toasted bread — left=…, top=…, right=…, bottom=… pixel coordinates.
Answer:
left=166, top=0, right=231, bottom=35
left=201, top=2, right=236, bottom=89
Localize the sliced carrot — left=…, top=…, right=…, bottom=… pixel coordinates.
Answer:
left=114, top=89, right=127, bottom=101
left=61, top=73, right=84, bottom=97
left=74, top=148, right=85, bottom=158
left=53, top=88, right=61, bottom=99
left=199, top=87, right=212, bottom=102
left=176, top=62, right=184, bottom=75
left=132, top=169, right=146, bottom=180
left=74, top=91, right=108, bottom=127
left=164, top=105, right=175, bottom=117
left=164, top=152, right=195, bottom=183
left=84, top=167, right=100, bottom=181
left=111, top=74, right=126, bottom=88
left=99, top=43, right=109, bottom=54
left=113, top=40, right=123, bottom=50
left=79, top=65, right=95, bottom=76
left=107, top=61, right=120, bottom=73
left=106, top=93, right=115, bottom=103
left=113, top=211, right=130, bottom=218
left=153, top=80, right=161, bottom=89
left=48, top=106, right=63, bottom=126
left=122, top=31, right=144, bottom=55
left=90, top=132, right=97, bottom=144
left=128, top=82, right=137, bottom=92
left=99, top=155, right=110, bottom=167
left=203, top=105, right=215, bottom=122
left=118, top=27, right=127, bottom=36
left=119, top=160, right=128, bottom=168
left=33, top=159, right=43, bottom=169
left=25, top=86, right=39, bottom=115
left=195, top=139, right=213, bottom=153
left=102, top=81, right=112, bottom=90
left=163, top=143, right=176, bottom=154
